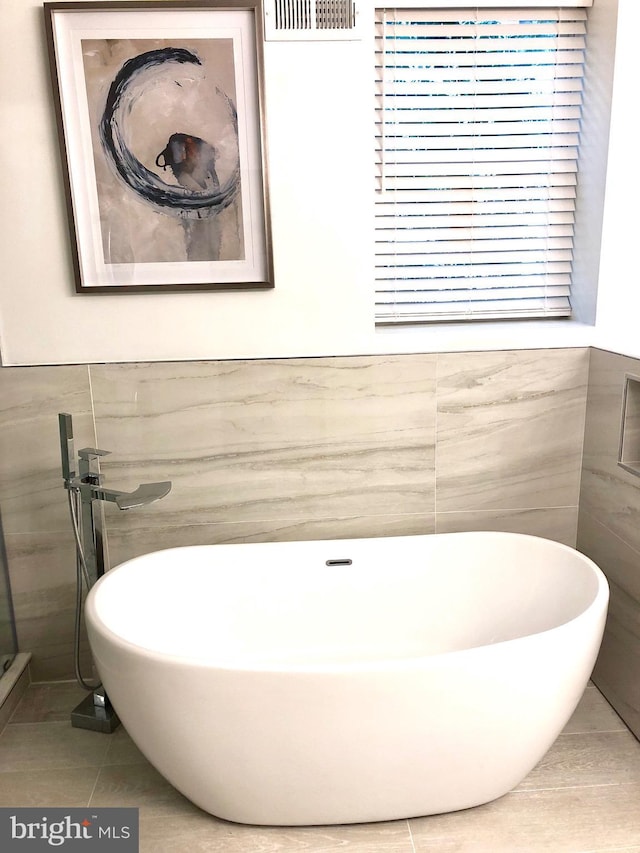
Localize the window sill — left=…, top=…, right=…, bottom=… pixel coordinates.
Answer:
left=370, top=318, right=595, bottom=355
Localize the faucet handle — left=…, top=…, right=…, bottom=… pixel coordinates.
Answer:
left=78, top=448, right=111, bottom=460
left=78, top=447, right=111, bottom=481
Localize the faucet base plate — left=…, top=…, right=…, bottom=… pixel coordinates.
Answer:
left=71, top=692, right=121, bottom=733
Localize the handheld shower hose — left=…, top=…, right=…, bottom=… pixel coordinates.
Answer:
left=66, top=486, right=101, bottom=692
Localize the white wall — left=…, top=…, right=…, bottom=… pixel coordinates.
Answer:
left=593, top=0, right=640, bottom=359
left=0, top=1, right=370, bottom=365
left=0, top=0, right=621, bottom=366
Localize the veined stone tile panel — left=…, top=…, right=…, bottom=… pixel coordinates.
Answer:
left=0, top=365, right=94, bottom=535
left=579, top=350, right=640, bottom=743
left=90, top=357, right=436, bottom=449
left=89, top=356, right=437, bottom=528
left=105, top=514, right=437, bottom=568
left=582, top=348, right=640, bottom=461
left=435, top=506, right=578, bottom=547
left=580, top=348, right=640, bottom=549
left=580, top=466, right=640, bottom=549
left=6, top=530, right=92, bottom=681
left=591, top=578, right=640, bottom=741
left=577, top=508, right=640, bottom=604
left=436, top=348, right=589, bottom=512
left=99, top=443, right=434, bottom=530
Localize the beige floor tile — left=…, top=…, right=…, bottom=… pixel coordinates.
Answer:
left=0, top=767, right=100, bottom=806
left=139, top=812, right=415, bottom=853
left=409, top=784, right=640, bottom=852
left=0, top=721, right=110, bottom=772
left=9, top=681, right=88, bottom=723
left=563, top=686, right=627, bottom=734
left=591, top=848, right=640, bottom=852
left=517, top=731, right=640, bottom=791
left=104, top=726, right=146, bottom=766
left=90, top=762, right=201, bottom=817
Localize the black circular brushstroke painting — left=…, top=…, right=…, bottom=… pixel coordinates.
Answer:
left=99, top=47, right=240, bottom=220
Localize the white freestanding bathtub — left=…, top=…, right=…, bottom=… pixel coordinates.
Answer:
left=85, top=532, right=608, bottom=826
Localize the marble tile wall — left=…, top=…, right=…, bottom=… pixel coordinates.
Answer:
left=0, top=509, right=16, bottom=666
left=0, top=348, right=589, bottom=680
left=0, top=367, right=96, bottom=680
left=578, top=347, right=640, bottom=739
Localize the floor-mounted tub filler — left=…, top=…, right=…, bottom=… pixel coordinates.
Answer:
left=85, top=532, right=609, bottom=826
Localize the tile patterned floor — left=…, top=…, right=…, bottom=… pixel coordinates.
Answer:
left=0, top=681, right=639, bottom=852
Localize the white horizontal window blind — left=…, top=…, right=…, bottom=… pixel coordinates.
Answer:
left=374, top=5, right=590, bottom=324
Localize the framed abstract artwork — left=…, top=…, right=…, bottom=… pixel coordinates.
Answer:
left=44, top=0, right=272, bottom=292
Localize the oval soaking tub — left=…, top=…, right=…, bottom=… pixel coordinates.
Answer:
left=85, top=531, right=609, bottom=826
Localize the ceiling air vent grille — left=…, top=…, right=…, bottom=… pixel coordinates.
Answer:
left=264, top=0, right=361, bottom=41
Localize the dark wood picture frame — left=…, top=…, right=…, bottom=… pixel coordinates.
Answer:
left=44, top=0, right=273, bottom=293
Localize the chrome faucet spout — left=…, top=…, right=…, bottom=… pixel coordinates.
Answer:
left=65, top=445, right=172, bottom=510
left=114, top=481, right=172, bottom=510
left=58, top=412, right=172, bottom=734
left=68, top=480, right=172, bottom=510
left=58, top=412, right=172, bottom=583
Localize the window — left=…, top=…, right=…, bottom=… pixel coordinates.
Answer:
left=374, top=2, right=592, bottom=324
